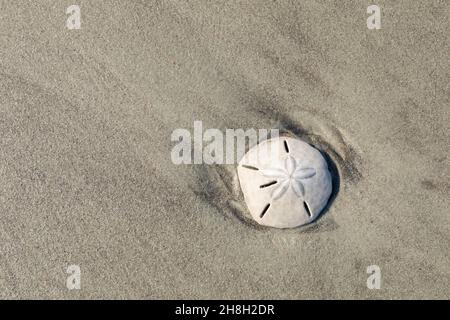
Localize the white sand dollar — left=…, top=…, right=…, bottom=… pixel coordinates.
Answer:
left=237, top=137, right=332, bottom=228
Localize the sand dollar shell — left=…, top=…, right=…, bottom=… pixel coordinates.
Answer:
left=237, top=137, right=332, bottom=228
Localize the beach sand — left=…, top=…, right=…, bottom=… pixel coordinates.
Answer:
left=0, top=0, right=448, bottom=298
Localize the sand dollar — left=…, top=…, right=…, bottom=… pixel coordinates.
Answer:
left=237, top=137, right=332, bottom=228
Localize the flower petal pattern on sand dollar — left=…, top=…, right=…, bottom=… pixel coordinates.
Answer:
left=293, top=168, right=316, bottom=180
left=271, top=180, right=290, bottom=200
left=259, top=156, right=318, bottom=201
left=260, top=168, right=287, bottom=179
left=292, top=180, right=305, bottom=197
left=285, top=156, right=296, bottom=175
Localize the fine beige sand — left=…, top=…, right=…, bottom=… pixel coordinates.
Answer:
left=0, top=1, right=448, bottom=299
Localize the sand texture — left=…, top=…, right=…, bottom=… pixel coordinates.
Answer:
left=0, top=1, right=448, bottom=299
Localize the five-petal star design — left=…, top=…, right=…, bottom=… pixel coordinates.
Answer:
left=260, top=156, right=316, bottom=201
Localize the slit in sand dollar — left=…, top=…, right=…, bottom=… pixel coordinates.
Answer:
left=237, top=137, right=332, bottom=228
